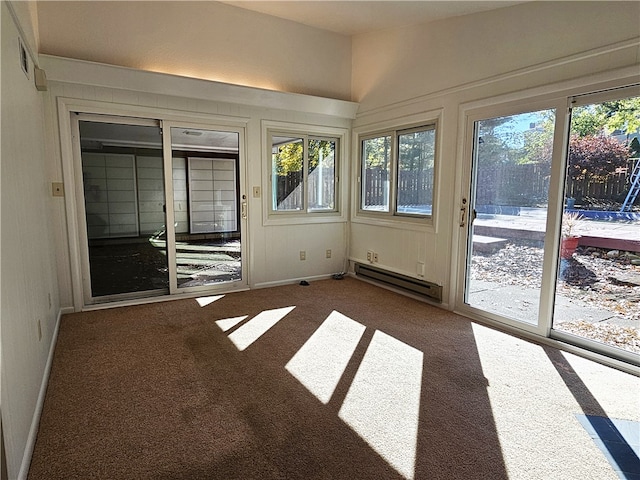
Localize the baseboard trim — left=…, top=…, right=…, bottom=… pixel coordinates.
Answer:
left=252, top=274, right=335, bottom=290
left=17, top=308, right=63, bottom=480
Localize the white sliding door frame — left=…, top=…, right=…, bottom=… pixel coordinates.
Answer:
left=455, top=97, right=569, bottom=337
left=550, top=84, right=640, bottom=368
left=162, top=120, right=247, bottom=296
left=71, top=113, right=163, bottom=306
left=58, top=97, right=249, bottom=310
left=451, top=69, right=640, bottom=372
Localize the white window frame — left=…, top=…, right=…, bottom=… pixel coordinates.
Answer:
left=269, top=132, right=338, bottom=214
left=262, top=120, right=348, bottom=226
left=356, top=118, right=440, bottom=226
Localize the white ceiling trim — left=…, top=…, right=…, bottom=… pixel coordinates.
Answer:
left=39, top=55, right=360, bottom=119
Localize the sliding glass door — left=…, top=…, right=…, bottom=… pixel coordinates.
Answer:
left=464, top=108, right=557, bottom=329
left=165, top=125, right=243, bottom=292
left=75, top=115, right=245, bottom=304
left=460, top=86, right=640, bottom=365
left=552, top=91, right=639, bottom=362
left=78, top=118, right=169, bottom=301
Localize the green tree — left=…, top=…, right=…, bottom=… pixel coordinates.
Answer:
left=518, top=114, right=555, bottom=165
left=398, top=130, right=434, bottom=169
left=571, top=97, right=640, bottom=137
left=476, top=115, right=525, bottom=166
left=363, top=136, right=391, bottom=169
left=600, top=98, right=640, bottom=135
left=273, top=141, right=303, bottom=176
left=570, top=107, right=604, bottom=137
left=308, top=139, right=334, bottom=174
left=273, top=139, right=333, bottom=176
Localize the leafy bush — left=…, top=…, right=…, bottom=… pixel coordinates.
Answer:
left=567, top=134, right=630, bottom=182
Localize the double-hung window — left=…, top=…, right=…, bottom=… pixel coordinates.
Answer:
left=270, top=133, right=338, bottom=213
left=360, top=124, right=436, bottom=218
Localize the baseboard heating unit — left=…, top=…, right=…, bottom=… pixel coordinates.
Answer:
left=354, top=263, right=442, bottom=303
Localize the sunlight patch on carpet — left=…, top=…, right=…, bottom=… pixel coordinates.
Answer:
left=227, top=306, right=295, bottom=351
left=338, top=330, right=423, bottom=480
left=196, top=295, right=225, bottom=307
left=215, top=315, right=248, bottom=332
left=285, top=310, right=366, bottom=404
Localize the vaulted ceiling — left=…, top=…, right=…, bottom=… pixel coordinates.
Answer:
left=220, top=1, right=525, bottom=36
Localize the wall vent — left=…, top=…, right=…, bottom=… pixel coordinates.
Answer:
left=18, top=37, right=29, bottom=78
left=355, top=263, right=442, bottom=303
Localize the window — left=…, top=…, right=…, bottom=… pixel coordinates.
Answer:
left=271, top=133, right=338, bottom=213
left=360, top=124, right=436, bottom=217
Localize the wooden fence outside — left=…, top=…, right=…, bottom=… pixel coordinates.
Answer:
left=363, top=168, right=434, bottom=207
left=475, top=158, right=639, bottom=206
left=565, top=158, right=639, bottom=204
left=278, top=158, right=639, bottom=210
left=276, top=170, right=335, bottom=210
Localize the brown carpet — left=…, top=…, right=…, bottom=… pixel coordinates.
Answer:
left=26, top=277, right=636, bottom=479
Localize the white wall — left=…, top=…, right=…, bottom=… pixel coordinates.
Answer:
left=35, top=0, right=356, bottom=303
left=3, top=0, right=38, bottom=55
left=39, top=55, right=355, bottom=308
left=36, top=0, right=352, bottom=101
left=352, top=2, right=640, bottom=111
left=350, top=1, right=640, bottom=307
left=1, top=2, right=61, bottom=478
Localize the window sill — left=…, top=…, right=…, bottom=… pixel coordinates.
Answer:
left=263, top=211, right=347, bottom=226
left=351, top=212, right=434, bottom=232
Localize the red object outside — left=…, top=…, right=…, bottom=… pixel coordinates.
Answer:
left=560, top=236, right=580, bottom=259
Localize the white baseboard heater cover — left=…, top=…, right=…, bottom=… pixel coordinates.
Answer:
left=355, top=263, right=442, bottom=303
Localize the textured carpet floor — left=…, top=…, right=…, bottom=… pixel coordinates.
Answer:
left=28, top=277, right=639, bottom=479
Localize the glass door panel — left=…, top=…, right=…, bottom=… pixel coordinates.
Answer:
left=169, top=127, right=242, bottom=290
left=465, top=109, right=556, bottom=326
left=79, top=120, right=169, bottom=299
left=553, top=94, right=640, bottom=360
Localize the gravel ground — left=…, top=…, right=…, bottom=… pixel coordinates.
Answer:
left=471, top=242, right=640, bottom=353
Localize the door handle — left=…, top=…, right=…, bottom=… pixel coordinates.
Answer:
left=241, top=201, right=247, bottom=220
left=460, top=206, right=467, bottom=227
left=459, top=197, right=468, bottom=227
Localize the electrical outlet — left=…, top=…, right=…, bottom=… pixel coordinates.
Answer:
left=373, top=252, right=379, bottom=263
left=367, top=250, right=373, bottom=262
left=417, top=262, right=425, bottom=277
left=326, top=249, right=331, bottom=258
left=52, top=182, right=64, bottom=197
left=300, top=250, right=306, bottom=261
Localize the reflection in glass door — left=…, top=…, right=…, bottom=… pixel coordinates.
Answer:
left=77, top=118, right=245, bottom=303
left=167, top=126, right=243, bottom=290
left=79, top=119, right=169, bottom=300
left=552, top=93, right=640, bottom=362
left=465, top=109, right=556, bottom=326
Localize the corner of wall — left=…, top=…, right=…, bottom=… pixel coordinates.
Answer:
left=16, top=308, right=62, bottom=480
left=5, top=1, right=39, bottom=64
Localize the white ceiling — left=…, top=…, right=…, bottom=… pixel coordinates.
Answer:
left=220, top=1, right=525, bottom=36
